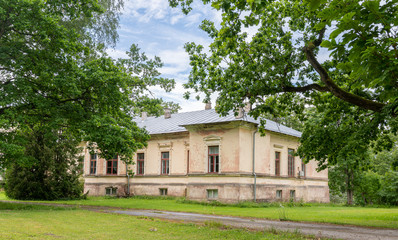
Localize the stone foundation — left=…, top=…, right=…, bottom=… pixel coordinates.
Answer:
left=84, top=175, right=329, bottom=203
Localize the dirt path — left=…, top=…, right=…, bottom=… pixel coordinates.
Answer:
left=2, top=200, right=397, bottom=240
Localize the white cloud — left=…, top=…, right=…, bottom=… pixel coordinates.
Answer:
left=122, top=0, right=170, bottom=23
left=106, top=49, right=129, bottom=59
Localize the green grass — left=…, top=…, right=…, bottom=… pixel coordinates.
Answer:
left=1, top=192, right=397, bottom=229
left=0, top=202, right=326, bottom=240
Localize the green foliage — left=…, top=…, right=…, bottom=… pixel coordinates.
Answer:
left=170, top=0, right=398, bottom=206
left=354, top=171, right=382, bottom=205
left=0, top=0, right=176, bottom=170
left=4, top=126, right=84, bottom=200
left=379, top=170, right=398, bottom=205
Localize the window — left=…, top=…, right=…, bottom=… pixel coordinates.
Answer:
left=301, top=160, right=306, bottom=177
left=105, top=187, right=117, bottom=196
left=161, top=152, right=169, bottom=175
left=288, top=149, right=295, bottom=177
left=207, top=189, right=218, bottom=199
left=290, top=190, right=296, bottom=200
left=106, top=155, right=118, bottom=175
left=275, top=152, right=280, bottom=176
left=137, top=153, right=145, bottom=175
left=159, top=188, right=168, bottom=196
left=276, top=190, right=282, bottom=199
left=208, top=146, right=219, bottom=173
left=90, top=154, right=97, bottom=175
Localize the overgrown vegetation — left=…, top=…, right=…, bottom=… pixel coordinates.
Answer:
left=4, top=126, right=84, bottom=200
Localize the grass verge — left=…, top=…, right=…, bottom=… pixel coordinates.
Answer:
left=0, top=202, right=330, bottom=240
left=1, top=192, right=397, bottom=229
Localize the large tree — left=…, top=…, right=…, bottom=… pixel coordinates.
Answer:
left=169, top=0, right=398, bottom=179
left=0, top=0, right=175, bottom=168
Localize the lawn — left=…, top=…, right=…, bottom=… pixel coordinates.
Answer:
left=0, top=202, right=324, bottom=240
left=1, top=192, right=397, bottom=229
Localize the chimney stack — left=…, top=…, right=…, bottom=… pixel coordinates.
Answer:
left=141, top=112, right=147, bottom=121
left=205, top=101, right=212, bottom=110
left=164, top=108, right=171, bottom=119
left=235, top=107, right=244, bottom=119
left=244, top=102, right=251, bottom=113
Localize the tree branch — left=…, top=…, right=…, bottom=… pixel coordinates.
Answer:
left=283, top=83, right=328, bottom=93
left=303, top=30, right=386, bottom=113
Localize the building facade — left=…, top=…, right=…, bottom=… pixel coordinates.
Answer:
left=83, top=107, right=329, bottom=203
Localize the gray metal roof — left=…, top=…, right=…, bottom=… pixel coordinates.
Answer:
left=134, top=109, right=302, bottom=138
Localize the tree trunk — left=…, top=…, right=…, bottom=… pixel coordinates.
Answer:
left=346, top=169, right=354, bottom=205
left=347, top=188, right=353, bottom=205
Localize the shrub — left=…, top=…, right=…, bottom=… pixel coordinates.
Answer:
left=4, top=127, right=84, bottom=200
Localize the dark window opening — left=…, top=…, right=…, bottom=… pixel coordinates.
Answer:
left=208, top=146, right=219, bottom=173
left=275, top=152, right=280, bottom=176
left=105, top=187, right=117, bottom=196
left=161, top=152, right=169, bottom=175
left=159, top=188, right=168, bottom=196
left=276, top=190, right=282, bottom=199
left=288, top=149, right=295, bottom=177
left=107, top=155, right=118, bottom=175
left=137, top=153, right=145, bottom=175
left=290, top=190, right=296, bottom=200
left=90, top=154, right=97, bottom=175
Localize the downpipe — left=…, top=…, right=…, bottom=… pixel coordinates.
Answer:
left=252, top=128, right=258, bottom=202
left=126, top=164, right=130, bottom=196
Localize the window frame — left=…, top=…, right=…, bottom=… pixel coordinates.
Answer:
left=90, top=153, right=97, bottom=175
left=288, top=149, right=295, bottom=177
left=290, top=190, right=296, bottom=200
left=105, top=187, right=117, bottom=196
left=159, top=188, right=168, bottom=196
left=207, top=189, right=218, bottom=199
left=275, top=151, right=280, bottom=176
left=136, top=153, right=145, bottom=175
left=161, top=151, right=169, bottom=175
left=208, top=146, right=220, bottom=173
left=301, top=160, right=306, bottom=177
left=106, top=155, right=118, bottom=175
left=276, top=190, right=282, bottom=199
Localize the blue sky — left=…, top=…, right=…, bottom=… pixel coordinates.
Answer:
left=106, top=0, right=222, bottom=112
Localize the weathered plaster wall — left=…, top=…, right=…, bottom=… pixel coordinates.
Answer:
left=82, top=121, right=329, bottom=203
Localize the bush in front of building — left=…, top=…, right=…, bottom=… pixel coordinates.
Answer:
left=4, top=127, right=83, bottom=200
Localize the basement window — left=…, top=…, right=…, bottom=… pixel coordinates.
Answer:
left=105, top=187, right=117, bottom=196
left=207, top=189, right=218, bottom=200
left=276, top=190, right=282, bottom=199
left=290, top=190, right=296, bottom=200
left=159, top=188, right=168, bottom=196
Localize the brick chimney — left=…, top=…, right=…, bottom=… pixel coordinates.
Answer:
left=235, top=107, right=244, bottom=119
left=164, top=108, right=171, bottom=119
left=141, top=112, right=147, bottom=121
left=244, top=102, right=251, bottom=113
left=205, top=101, right=212, bottom=110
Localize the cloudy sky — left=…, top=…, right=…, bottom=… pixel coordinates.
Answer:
left=106, top=0, right=221, bottom=112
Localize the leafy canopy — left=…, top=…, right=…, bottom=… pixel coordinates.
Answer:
left=0, top=0, right=175, bottom=167
left=169, top=0, right=398, bottom=166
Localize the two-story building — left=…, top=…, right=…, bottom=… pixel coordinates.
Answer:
left=82, top=105, right=329, bottom=203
